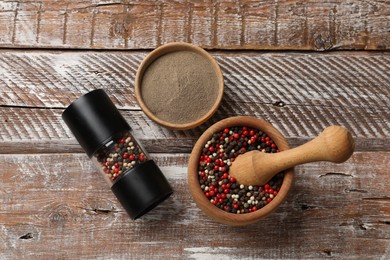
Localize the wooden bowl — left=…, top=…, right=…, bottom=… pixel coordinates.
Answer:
left=135, top=42, right=224, bottom=130
left=187, top=116, right=294, bottom=226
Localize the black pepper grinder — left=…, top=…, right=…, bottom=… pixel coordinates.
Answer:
left=62, top=89, right=173, bottom=219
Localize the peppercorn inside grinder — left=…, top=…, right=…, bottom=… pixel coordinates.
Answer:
left=62, top=89, right=173, bottom=219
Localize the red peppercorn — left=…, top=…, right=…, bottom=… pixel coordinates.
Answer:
left=123, top=153, right=129, bottom=159
left=230, top=177, right=236, bottom=183
left=114, top=168, right=119, bottom=173
left=208, top=146, right=215, bottom=152
left=119, top=139, right=125, bottom=144
left=222, top=173, right=229, bottom=179
left=267, top=198, right=272, bottom=203
left=221, top=194, right=227, bottom=199
left=221, top=167, right=227, bottom=172
left=249, top=130, right=255, bottom=136
left=209, top=191, right=215, bottom=196
left=252, top=206, right=257, bottom=211
left=139, top=154, right=145, bottom=161
left=224, top=128, right=229, bottom=134
left=233, top=204, right=239, bottom=209
left=273, top=191, right=278, bottom=196
left=129, top=154, right=135, bottom=161
left=264, top=184, right=270, bottom=189
left=214, top=165, right=219, bottom=171
left=233, top=133, right=239, bottom=139
left=224, top=189, right=229, bottom=194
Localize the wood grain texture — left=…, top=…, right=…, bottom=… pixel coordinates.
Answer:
left=0, top=51, right=389, bottom=152
left=0, top=152, right=389, bottom=259
left=0, top=0, right=389, bottom=50
left=1, top=1, right=389, bottom=258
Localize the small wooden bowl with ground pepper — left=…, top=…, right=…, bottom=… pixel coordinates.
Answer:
left=188, top=116, right=294, bottom=226
left=135, top=42, right=224, bottom=130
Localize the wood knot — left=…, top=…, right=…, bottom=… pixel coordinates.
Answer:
left=314, top=32, right=333, bottom=51
left=48, top=204, right=73, bottom=225
left=273, top=101, right=285, bottom=107
left=19, top=233, right=33, bottom=240
left=320, top=248, right=332, bottom=256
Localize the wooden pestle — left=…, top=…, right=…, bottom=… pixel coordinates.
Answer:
left=229, top=126, right=355, bottom=186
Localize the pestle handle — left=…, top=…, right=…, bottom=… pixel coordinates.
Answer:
left=250, top=126, right=355, bottom=184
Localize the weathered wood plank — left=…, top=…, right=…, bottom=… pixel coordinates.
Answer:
left=1, top=51, right=388, bottom=111
left=0, top=51, right=389, bottom=152
left=0, top=152, right=389, bottom=259
left=0, top=1, right=389, bottom=50
left=0, top=106, right=389, bottom=154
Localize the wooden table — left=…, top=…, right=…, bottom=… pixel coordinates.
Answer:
left=1, top=1, right=389, bottom=259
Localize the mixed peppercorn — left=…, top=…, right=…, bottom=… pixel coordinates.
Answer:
left=96, top=132, right=147, bottom=182
left=197, top=126, right=284, bottom=214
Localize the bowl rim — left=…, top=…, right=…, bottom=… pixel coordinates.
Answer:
left=135, top=42, right=224, bottom=130
left=187, top=116, right=294, bottom=226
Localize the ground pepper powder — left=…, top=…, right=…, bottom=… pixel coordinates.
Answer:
left=140, top=50, right=220, bottom=125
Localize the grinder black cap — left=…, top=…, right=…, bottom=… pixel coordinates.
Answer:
left=62, top=89, right=173, bottom=219
left=62, top=89, right=130, bottom=157
left=111, top=160, right=173, bottom=219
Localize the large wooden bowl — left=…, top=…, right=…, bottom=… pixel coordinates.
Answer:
left=135, top=42, right=224, bottom=130
left=187, top=116, right=294, bottom=226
